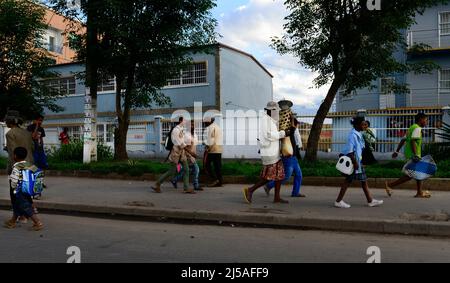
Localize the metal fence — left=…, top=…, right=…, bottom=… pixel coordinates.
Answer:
left=297, top=108, right=444, bottom=153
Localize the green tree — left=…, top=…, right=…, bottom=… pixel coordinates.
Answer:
left=50, top=0, right=217, bottom=160
left=100, top=0, right=217, bottom=160
left=0, top=0, right=62, bottom=120
left=272, top=0, right=448, bottom=162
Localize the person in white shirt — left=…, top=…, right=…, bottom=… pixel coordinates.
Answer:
left=264, top=115, right=304, bottom=198
left=170, top=121, right=202, bottom=191
left=152, top=117, right=197, bottom=194
left=243, top=101, right=292, bottom=204
left=204, top=117, right=223, bottom=187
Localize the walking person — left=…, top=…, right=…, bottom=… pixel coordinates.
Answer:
left=27, top=114, right=48, bottom=196
left=335, top=117, right=384, bottom=208
left=4, top=110, right=34, bottom=175
left=4, top=111, right=36, bottom=222
left=59, top=127, right=70, bottom=145
left=170, top=121, right=203, bottom=191
left=243, top=101, right=291, bottom=204
left=264, top=114, right=304, bottom=198
left=152, top=117, right=196, bottom=194
left=362, top=121, right=377, bottom=165
left=27, top=114, right=49, bottom=171
left=3, top=147, right=44, bottom=231
left=204, top=117, right=223, bottom=187
left=385, top=113, right=431, bottom=198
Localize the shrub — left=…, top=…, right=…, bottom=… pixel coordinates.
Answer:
left=48, top=140, right=113, bottom=163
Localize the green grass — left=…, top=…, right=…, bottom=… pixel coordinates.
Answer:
left=1, top=157, right=449, bottom=179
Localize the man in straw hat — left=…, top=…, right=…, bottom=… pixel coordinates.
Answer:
left=243, top=101, right=292, bottom=204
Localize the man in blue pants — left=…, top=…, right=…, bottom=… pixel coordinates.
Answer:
left=264, top=117, right=304, bottom=198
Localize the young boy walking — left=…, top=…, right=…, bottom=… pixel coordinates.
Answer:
left=4, top=147, right=44, bottom=231
left=385, top=113, right=431, bottom=198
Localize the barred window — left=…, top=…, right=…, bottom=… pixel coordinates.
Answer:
left=64, top=126, right=82, bottom=141
left=43, top=77, right=76, bottom=96
left=440, top=69, right=450, bottom=92
left=440, top=12, right=450, bottom=35
left=380, top=77, right=395, bottom=95
left=97, top=77, right=116, bottom=92
left=167, top=62, right=207, bottom=87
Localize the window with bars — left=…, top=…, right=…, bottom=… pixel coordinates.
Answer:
left=43, top=77, right=76, bottom=96
left=440, top=12, right=450, bottom=35
left=167, top=62, right=207, bottom=87
left=97, top=77, right=116, bottom=92
left=161, top=122, right=177, bottom=143
left=439, top=69, right=450, bottom=93
left=380, top=77, right=395, bottom=95
left=66, top=126, right=82, bottom=141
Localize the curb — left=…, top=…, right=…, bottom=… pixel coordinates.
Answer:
left=1, top=199, right=449, bottom=237
left=1, top=170, right=449, bottom=190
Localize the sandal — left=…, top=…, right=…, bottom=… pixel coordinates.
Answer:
left=274, top=199, right=289, bottom=204
left=31, top=222, right=44, bottom=231
left=183, top=189, right=196, bottom=194
left=385, top=181, right=393, bottom=197
left=4, top=220, right=16, bottom=229
left=243, top=188, right=251, bottom=204
left=151, top=186, right=161, bottom=193
left=415, top=191, right=432, bottom=198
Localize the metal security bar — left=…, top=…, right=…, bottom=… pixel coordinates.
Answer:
left=297, top=108, right=444, bottom=153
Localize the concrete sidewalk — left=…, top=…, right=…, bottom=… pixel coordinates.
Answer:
left=1, top=177, right=449, bottom=236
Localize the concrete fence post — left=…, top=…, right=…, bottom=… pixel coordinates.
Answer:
left=154, top=116, right=164, bottom=156
left=443, top=106, right=450, bottom=126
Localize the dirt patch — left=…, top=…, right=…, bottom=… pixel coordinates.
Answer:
left=125, top=201, right=155, bottom=208
left=242, top=208, right=290, bottom=215
left=400, top=212, right=450, bottom=222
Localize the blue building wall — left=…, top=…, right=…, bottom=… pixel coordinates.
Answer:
left=336, top=3, right=450, bottom=112
left=42, top=44, right=274, bottom=159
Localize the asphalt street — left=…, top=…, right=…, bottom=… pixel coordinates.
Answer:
left=0, top=210, right=449, bottom=263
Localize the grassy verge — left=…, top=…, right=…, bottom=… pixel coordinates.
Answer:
left=1, top=157, right=449, bottom=179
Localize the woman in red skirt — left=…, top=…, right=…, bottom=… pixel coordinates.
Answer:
left=243, top=101, right=291, bottom=204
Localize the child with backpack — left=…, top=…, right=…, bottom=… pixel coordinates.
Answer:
left=4, top=147, right=44, bottom=231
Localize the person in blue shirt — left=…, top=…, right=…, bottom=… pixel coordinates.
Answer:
left=335, top=117, right=384, bottom=209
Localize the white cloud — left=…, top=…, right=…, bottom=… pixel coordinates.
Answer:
left=217, top=0, right=330, bottom=113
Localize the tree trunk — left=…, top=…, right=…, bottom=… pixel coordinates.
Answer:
left=114, top=120, right=129, bottom=160
left=113, top=69, right=135, bottom=161
left=305, top=76, right=345, bottom=162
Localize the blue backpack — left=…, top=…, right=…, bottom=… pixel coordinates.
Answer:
left=18, top=169, right=44, bottom=197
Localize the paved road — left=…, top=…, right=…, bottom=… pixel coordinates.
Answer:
left=1, top=211, right=449, bottom=263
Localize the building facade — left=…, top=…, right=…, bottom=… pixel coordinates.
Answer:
left=42, top=7, right=82, bottom=64
left=326, top=4, right=450, bottom=155
left=40, top=43, right=274, bottom=159
left=336, top=3, right=450, bottom=112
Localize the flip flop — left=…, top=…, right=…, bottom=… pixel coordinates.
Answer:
left=3, top=220, right=16, bottom=229
left=415, top=191, right=432, bottom=198
left=385, top=181, right=393, bottom=197
left=243, top=188, right=251, bottom=204
left=31, top=222, right=44, bottom=231
left=151, top=186, right=162, bottom=193
left=274, top=199, right=289, bottom=204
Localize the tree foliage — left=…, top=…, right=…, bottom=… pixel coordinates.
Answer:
left=50, top=0, right=217, bottom=160
left=0, top=0, right=63, bottom=120
left=272, top=0, right=450, bottom=161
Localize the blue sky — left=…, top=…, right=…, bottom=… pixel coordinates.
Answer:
left=212, top=0, right=329, bottom=114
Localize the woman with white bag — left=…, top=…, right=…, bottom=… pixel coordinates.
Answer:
left=334, top=117, right=384, bottom=209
